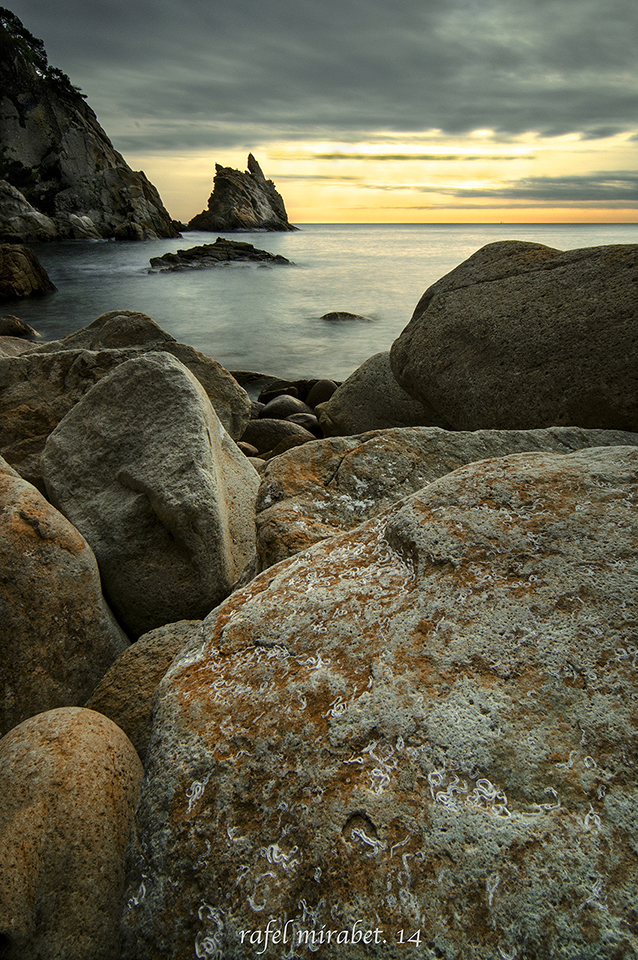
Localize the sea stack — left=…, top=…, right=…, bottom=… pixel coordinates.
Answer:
left=187, top=154, right=297, bottom=232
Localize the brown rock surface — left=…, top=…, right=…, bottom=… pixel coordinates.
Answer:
left=0, top=707, right=143, bottom=959
left=121, top=444, right=638, bottom=959
left=0, top=457, right=128, bottom=737
left=390, top=240, right=638, bottom=431
left=256, top=424, right=638, bottom=569
left=0, top=243, right=56, bottom=302
left=85, top=620, right=202, bottom=761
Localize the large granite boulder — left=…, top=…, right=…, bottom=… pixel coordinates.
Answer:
left=0, top=707, right=143, bottom=960
left=255, top=425, right=638, bottom=569
left=0, top=457, right=128, bottom=738
left=188, top=154, right=297, bottom=232
left=390, top=240, right=638, bottom=431
left=0, top=311, right=251, bottom=489
left=42, top=353, right=260, bottom=638
left=0, top=243, right=56, bottom=302
left=85, top=620, right=201, bottom=762
left=0, top=10, right=178, bottom=241
left=121, top=444, right=638, bottom=959
left=318, top=351, right=450, bottom=437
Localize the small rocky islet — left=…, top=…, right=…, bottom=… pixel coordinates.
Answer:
left=1, top=236, right=638, bottom=959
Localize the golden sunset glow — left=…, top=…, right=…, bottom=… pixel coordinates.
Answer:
left=128, top=128, right=638, bottom=224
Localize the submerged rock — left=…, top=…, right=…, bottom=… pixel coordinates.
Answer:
left=187, top=154, right=297, bottom=232
left=0, top=707, right=143, bottom=960
left=42, top=353, right=260, bottom=638
left=391, top=240, right=638, bottom=431
left=149, top=237, right=293, bottom=271
left=121, top=445, right=638, bottom=959
left=0, top=457, right=128, bottom=738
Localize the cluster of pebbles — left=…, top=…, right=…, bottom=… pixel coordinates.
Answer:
left=232, top=373, right=340, bottom=467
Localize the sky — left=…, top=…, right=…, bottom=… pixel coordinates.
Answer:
left=7, top=0, right=638, bottom=223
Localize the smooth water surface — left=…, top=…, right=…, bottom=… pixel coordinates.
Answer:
left=16, top=223, right=638, bottom=381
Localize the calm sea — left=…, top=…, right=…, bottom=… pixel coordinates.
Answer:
left=17, top=223, right=638, bottom=382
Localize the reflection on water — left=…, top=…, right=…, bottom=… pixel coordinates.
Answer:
left=14, top=222, right=638, bottom=381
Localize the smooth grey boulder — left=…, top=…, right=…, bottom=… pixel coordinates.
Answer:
left=318, top=351, right=450, bottom=437
left=42, top=353, right=260, bottom=638
left=0, top=456, right=128, bottom=737
left=121, top=445, right=638, bottom=959
left=0, top=180, right=58, bottom=243
left=0, top=708, right=143, bottom=960
left=256, top=424, right=638, bottom=569
left=390, top=240, right=638, bottom=431
left=0, top=311, right=251, bottom=489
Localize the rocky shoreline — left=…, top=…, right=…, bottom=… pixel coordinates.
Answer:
left=2, top=239, right=638, bottom=958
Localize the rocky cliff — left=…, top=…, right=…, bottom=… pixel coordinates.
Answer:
left=0, top=8, right=178, bottom=242
left=188, top=154, right=297, bottom=232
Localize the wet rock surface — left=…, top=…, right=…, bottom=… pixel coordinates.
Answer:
left=0, top=244, right=56, bottom=302
left=121, top=445, right=638, bottom=959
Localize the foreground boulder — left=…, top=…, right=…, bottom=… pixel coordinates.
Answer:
left=188, top=154, right=297, bottom=232
left=0, top=311, right=251, bottom=488
left=0, top=457, right=128, bottom=737
left=318, top=351, right=449, bottom=436
left=121, top=445, right=638, bottom=958
left=43, top=353, right=260, bottom=638
left=256, top=424, right=638, bottom=569
left=390, top=240, right=638, bottom=431
left=0, top=707, right=143, bottom=959
left=0, top=10, right=178, bottom=241
left=0, top=244, right=56, bottom=302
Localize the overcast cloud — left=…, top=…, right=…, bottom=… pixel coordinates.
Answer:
left=6, top=0, right=638, bottom=217
left=9, top=0, right=638, bottom=145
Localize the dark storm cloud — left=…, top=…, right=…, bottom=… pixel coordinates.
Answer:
left=8, top=0, right=638, bottom=150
